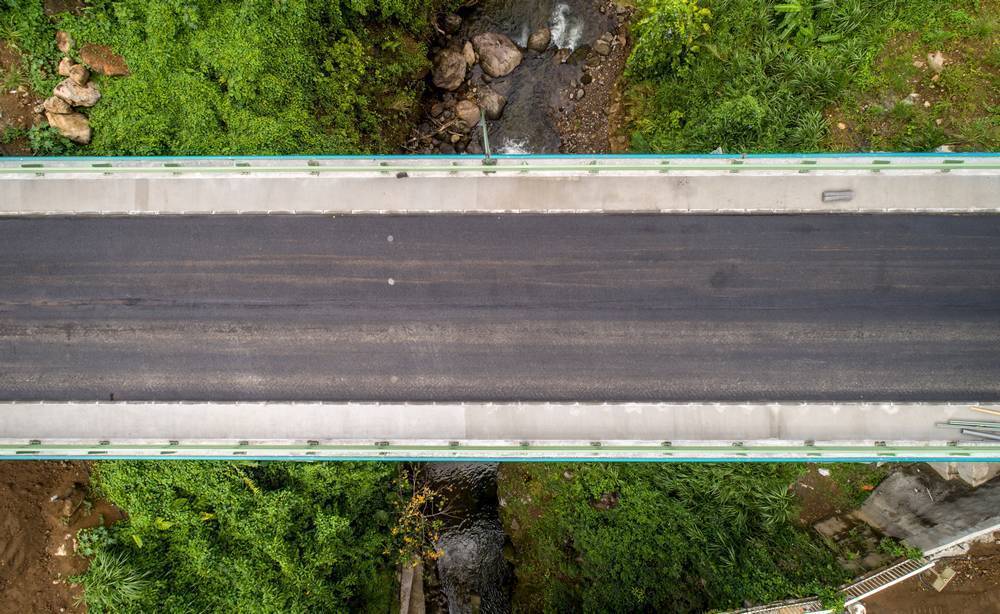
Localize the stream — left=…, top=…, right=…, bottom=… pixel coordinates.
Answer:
left=410, top=0, right=621, bottom=154
left=412, top=1, right=623, bottom=610
left=424, top=463, right=511, bottom=614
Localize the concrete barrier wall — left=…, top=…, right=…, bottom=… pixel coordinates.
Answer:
left=2, top=402, right=999, bottom=460
left=3, top=156, right=999, bottom=213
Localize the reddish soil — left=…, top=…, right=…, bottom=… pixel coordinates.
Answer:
left=0, top=461, right=120, bottom=614
left=864, top=535, right=1000, bottom=613
left=0, top=42, right=40, bottom=156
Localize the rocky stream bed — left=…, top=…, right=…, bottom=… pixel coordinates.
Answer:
left=407, top=0, right=632, bottom=155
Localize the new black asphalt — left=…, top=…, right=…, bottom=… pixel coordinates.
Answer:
left=1, top=214, right=998, bottom=401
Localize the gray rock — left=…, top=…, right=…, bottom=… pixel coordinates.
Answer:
left=69, top=64, right=90, bottom=87
left=429, top=102, right=445, bottom=118
left=575, top=88, right=585, bottom=100
left=45, top=110, right=91, bottom=144
left=594, top=39, right=611, bottom=56
left=462, top=41, right=476, bottom=67
left=432, top=49, right=467, bottom=91
left=42, top=96, right=72, bottom=114
left=472, top=32, right=522, bottom=78
left=477, top=87, right=506, bottom=120
left=454, top=99, right=480, bottom=128
left=53, top=78, right=100, bottom=107
left=57, top=57, right=74, bottom=78
left=55, top=30, right=73, bottom=54
left=438, top=143, right=456, bottom=154
left=927, top=51, right=945, bottom=74
left=527, top=27, right=551, bottom=52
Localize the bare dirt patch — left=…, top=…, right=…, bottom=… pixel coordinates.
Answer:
left=0, top=41, right=40, bottom=155
left=0, top=461, right=121, bottom=614
left=864, top=535, right=1000, bottom=613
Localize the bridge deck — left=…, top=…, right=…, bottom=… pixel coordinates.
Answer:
left=2, top=213, right=998, bottom=402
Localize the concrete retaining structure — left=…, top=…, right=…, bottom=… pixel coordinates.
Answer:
left=2, top=402, right=998, bottom=460
left=2, top=155, right=999, bottom=214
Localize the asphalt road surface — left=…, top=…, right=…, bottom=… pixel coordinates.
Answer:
left=1, top=214, right=998, bottom=402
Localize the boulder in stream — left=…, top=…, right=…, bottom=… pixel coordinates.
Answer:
left=455, top=99, right=480, bottom=128
left=432, top=48, right=467, bottom=91
left=527, top=27, right=551, bottom=52
left=472, top=32, right=522, bottom=78
left=462, top=41, right=476, bottom=67
left=477, top=87, right=506, bottom=120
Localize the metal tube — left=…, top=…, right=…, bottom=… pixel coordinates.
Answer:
left=960, top=429, right=1000, bottom=441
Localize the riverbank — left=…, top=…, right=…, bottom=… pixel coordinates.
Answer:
left=623, top=0, right=998, bottom=152
left=5, top=1, right=996, bottom=156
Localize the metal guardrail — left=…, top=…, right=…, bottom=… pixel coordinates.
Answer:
left=841, top=558, right=934, bottom=605
left=2, top=442, right=997, bottom=461
left=730, top=558, right=934, bottom=613
left=1, top=154, right=999, bottom=176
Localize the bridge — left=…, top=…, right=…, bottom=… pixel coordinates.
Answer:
left=2, top=154, right=999, bottom=460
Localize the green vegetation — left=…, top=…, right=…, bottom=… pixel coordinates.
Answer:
left=818, top=462, right=892, bottom=508
left=72, top=461, right=402, bottom=613
left=626, top=0, right=999, bottom=152
left=2, top=0, right=446, bottom=155
left=878, top=536, right=924, bottom=561
left=498, top=463, right=848, bottom=613
left=0, top=0, right=61, bottom=94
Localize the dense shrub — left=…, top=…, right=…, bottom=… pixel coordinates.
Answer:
left=628, top=0, right=712, bottom=78
left=74, top=461, right=400, bottom=613
left=625, top=0, right=993, bottom=152
left=499, top=463, right=847, bottom=613
left=3, top=0, right=441, bottom=155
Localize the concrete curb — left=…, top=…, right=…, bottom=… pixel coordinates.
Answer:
left=2, top=402, right=998, bottom=460
left=2, top=155, right=998, bottom=214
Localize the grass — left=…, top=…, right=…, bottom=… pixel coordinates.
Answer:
left=816, top=462, right=893, bottom=508
left=71, top=551, right=149, bottom=614
left=827, top=8, right=999, bottom=152
left=73, top=461, right=404, bottom=613
left=498, top=462, right=849, bottom=613
left=625, top=0, right=999, bottom=152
